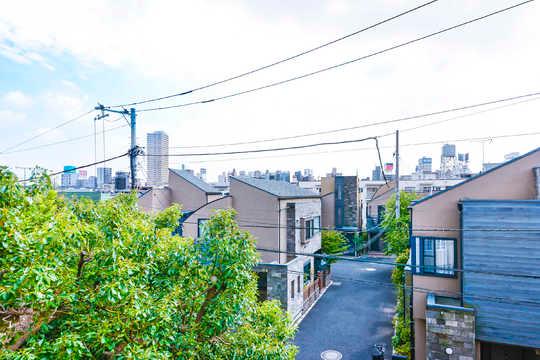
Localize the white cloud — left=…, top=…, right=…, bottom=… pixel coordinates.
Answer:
left=2, top=90, right=32, bottom=108
left=0, top=109, right=26, bottom=125
left=0, top=0, right=539, bottom=178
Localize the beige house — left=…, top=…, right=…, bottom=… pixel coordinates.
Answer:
left=182, top=176, right=323, bottom=320
left=138, top=169, right=222, bottom=213
left=409, top=147, right=540, bottom=360
left=139, top=172, right=324, bottom=320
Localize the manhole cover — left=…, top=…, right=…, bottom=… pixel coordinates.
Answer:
left=321, top=350, right=343, bottom=360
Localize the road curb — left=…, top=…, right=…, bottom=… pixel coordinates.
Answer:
left=293, top=280, right=334, bottom=326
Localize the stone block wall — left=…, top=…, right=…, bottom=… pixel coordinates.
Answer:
left=426, top=307, right=475, bottom=360
left=342, top=176, right=359, bottom=228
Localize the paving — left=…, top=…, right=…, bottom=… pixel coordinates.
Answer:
left=294, top=258, right=396, bottom=360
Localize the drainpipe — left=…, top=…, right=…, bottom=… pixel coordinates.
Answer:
left=534, top=167, right=540, bottom=199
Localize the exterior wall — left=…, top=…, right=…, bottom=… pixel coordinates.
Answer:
left=320, top=176, right=335, bottom=196
left=426, top=306, right=475, bottom=360
left=168, top=170, right=209, bottom=211
left=321, top=192, right=335, bottom=229
left=255, top=257, right=305, bottom=320
left=461, top=200, right=540, bottom=348
left=279, top=198, right=322, bottom=260
left=137, top=188, right=171, bottom=213
left=207, top=194, right=223, bottom=203
left=182, top=196, right=232, bottom=238
left=411, top=148, right=540, bottom=360
left=342, top=176, right=359, bottom=228
left=229, top=178, right=280, bottom=263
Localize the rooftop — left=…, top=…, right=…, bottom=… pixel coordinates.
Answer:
left=170, top=169, right=221, bottom=194
left=231, top=176, right=320, bottom=198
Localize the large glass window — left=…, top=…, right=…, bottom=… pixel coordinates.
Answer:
left=306, top=219, right=315, bottom=239
left=414, top=237, right=455, bottom=276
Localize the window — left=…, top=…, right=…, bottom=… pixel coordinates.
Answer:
left=303, top=261, right=311, bottom=285
left=297, top=276, right=301, bottom=293
left=413, top=237, right=455, bottom=276
left=290, top=280, right=295, bottom=299
left=337, top=184, right=343, bottom=200
left=377, top=205, right=385, bottom=224
left=197, top=218, right=209, bottom=238
left=305, top=219, right=315, bottom=239
left=314, top=216, right=321, bottom=234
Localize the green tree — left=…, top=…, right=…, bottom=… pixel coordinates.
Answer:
left=321, top=230, right=349, bottom=263
left=380, top=191, right=417, bottom=358
left=0, top=167, right=297, bottom=359
left=380, top=191, right=417, bottom=256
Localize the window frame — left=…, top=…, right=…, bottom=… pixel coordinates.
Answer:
left=197, top=218, right=209, bottom=238
left=414, top=236, right=457, bottom=278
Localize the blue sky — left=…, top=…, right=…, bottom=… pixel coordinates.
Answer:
left=1, top=0, right=539, bottom=182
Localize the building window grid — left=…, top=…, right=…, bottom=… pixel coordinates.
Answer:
left=415, top=237, right=456, bottom=276
left=290, top=280, right=295, bottom=299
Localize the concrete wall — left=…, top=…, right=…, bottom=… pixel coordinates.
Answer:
left=411, top=148, right=540, bottom=360
left=182, top=196, right=232, bottom=238
left=137, top=188, right=171, bottom=213
left=230, top=178, right=280, bottom=263
left=342, top=176, right=359, bottom=228
left=321, top=192, right=335, bottom=229
left=168, top=170, right=208, bottom=211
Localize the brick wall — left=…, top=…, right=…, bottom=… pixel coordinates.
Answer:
left=426, top=307, right=475, bottom=360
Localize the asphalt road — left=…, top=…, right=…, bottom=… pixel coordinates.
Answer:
left=294, top=258, right=396, bottom=360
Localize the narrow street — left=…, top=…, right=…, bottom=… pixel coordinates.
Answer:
left=294, top=258, right=396, bottom=360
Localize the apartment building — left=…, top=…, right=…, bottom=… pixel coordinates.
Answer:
left=409, top=147, right=540, bottom=360
left=146, top=131, right=169, bottom=187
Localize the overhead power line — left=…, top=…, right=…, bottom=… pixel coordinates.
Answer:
left=169, top=91, right=540, bottom=149
left=135, top=1, right=534, bottom=113
left=145, top=136, right=378, bottom=157
left=109, top=0, right=440, bottom=108
left=4, top=122, right=128, bottom=155
left=0, top=109, right=95, bottom=154
left=17, top=152, right=129, bottom=183
left=173, top=130, right=540, bottom=164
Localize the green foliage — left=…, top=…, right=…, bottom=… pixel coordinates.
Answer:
left=0, top=166, right=297, bottom=359
left=380, top=191, right=417, bottom=256
left=352, top=232, right=367, bottom=256
left=321, top=230, right=349, bottom=263
left=391, top=249, right=410, bottom=357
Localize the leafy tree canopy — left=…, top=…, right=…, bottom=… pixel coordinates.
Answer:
left=380, top=191, right=418, bottom=256
left=0, top=167, right=296, bottom=359
left=321, top=230, right=349, bottom=263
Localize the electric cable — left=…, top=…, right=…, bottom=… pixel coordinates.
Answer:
left=135, top=1, right=534, bottom=113
left=109, top=0, right=441, bottom=108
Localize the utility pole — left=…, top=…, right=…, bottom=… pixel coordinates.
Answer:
left=395, top=130, right=400, bottom=219
left=95, top=104, right=140, bottom=190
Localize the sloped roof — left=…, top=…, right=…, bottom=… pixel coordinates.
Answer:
left=412, top=146, right=540, bottom=207
left=170, top=169, right=221, bottom=194
left=231, top=176, right=320, bottom=198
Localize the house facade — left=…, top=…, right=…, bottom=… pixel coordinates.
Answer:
left=177, top=176, right=324, bottom=320
left=321, top=174, right=360, bottom=231
left=409, top=147, right=540, bottom=360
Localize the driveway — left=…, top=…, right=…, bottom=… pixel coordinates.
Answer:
left=294, top=258, right=396, bottom=360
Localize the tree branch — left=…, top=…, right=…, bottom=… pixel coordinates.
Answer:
left=8, top=308, right=62, bottom=350
left=76, top=251, right=93, bottom=279
left=195, top=285, right=218, bottom=323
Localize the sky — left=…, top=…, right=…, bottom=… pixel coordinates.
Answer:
left=0, top=0, right=539, bottom=183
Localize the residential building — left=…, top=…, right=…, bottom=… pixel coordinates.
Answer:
left=146, top=131, right=169, bottom=187
left=182, top=176, right=322, bottom=320
left=114, top=171, right=130, bottom=191
left=321, top=174, right=360, bottom=233
left=359, top=179, right=387, bottom=230
left=409, top=147, right=540, bottom=360
left=97, top=167, right=112, bottom=188
left=139, top=172, right=324, bottom=320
